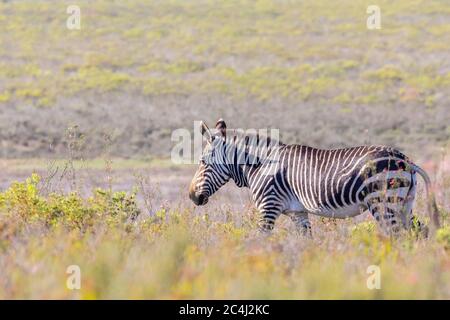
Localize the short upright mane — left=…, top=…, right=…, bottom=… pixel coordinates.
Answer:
left=221, top=129, right=284, bottom=167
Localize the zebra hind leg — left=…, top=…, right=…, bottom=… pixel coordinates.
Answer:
left=366, top=197, right=403, bottom=236
left=403, top=175, right=428, bottom=237
left=364, top=171, right=420, bottom=236
left=287, top=212, right=312, bottom=237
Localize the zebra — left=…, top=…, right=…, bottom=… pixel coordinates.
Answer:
left=189, top=119, right=440, bottom=236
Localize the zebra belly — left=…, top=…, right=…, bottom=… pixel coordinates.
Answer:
left=312, top=203, right=362, bottom=219
left=286, top=193, right=363, bottom=218
left=283, top=198, right=306, bottom=213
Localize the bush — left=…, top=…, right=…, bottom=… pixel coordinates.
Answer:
left=0, top=174, right=141, bottom=231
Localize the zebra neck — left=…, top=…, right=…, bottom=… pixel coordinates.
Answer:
left=229, top=163, right=249, bottom=188
left=238, top=146, right=282, bottom=189
left=226, top=135, right=283, bottom=189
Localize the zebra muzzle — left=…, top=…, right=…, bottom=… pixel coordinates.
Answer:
left=189, top=192, right=209, bottom=206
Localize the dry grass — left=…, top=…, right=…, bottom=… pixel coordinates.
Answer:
left=0, top=0, right=449, bottom=157
left=0, top=149, right=449, bottom=299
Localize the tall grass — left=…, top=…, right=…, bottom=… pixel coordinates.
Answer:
left=0, top=154, right=449, bottom=299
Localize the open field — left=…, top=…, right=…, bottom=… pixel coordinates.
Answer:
left=0, top=0, right=449, bottom=300
left=0, top=151, right=450, bottom=299
left=0, top=0, right=449, bottom=158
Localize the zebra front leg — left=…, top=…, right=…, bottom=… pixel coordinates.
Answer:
left=287, top=212, right=312, bottom=237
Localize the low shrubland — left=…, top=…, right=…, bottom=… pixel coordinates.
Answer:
left=0, top=165, right=449, bottom=299
left=0, top=0, right=449, bottom=158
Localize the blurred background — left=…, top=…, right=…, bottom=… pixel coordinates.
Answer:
left=0, top=0, right=448, bottom=160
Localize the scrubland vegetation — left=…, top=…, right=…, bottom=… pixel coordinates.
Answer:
left=0, top=148, right=449, bottom=299
left=0, top=0, right=449, bottom=157
left=0, top=0, right=449, bottom=299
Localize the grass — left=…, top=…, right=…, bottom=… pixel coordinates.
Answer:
left=0, top=0, right=447, bottom=105
left=0, top=149, right=449, bottom=299
left=0, top=179, right=449, bottom=299
left=0, top=158, right=176, bottom=172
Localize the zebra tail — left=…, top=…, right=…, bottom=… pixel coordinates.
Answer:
left=411, top=163, right=440, bottom=230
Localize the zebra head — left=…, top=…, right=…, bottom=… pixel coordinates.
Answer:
left=189, top=119, right=231, bottom=206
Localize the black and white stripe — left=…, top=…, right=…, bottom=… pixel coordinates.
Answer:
left=189, top=119, right=439, bottom=235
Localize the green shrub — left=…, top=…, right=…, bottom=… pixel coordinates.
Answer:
left=89, top=188, right=141, bottom=223
left=0, top=174, right=141, bottom=231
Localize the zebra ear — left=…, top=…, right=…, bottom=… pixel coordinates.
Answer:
left=200, top=121, right=213, bottom=143
left=215, top=118, right=227, bottom=137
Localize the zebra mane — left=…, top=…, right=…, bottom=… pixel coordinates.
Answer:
left=220, top=129, right=284, bottom=167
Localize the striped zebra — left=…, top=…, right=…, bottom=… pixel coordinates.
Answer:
left=189, top=119, right=440, bottom=235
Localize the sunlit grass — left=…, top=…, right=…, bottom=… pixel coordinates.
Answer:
left=0, top=0, right=448, bottom=107
left=0, top=167, right=449, bottom=299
